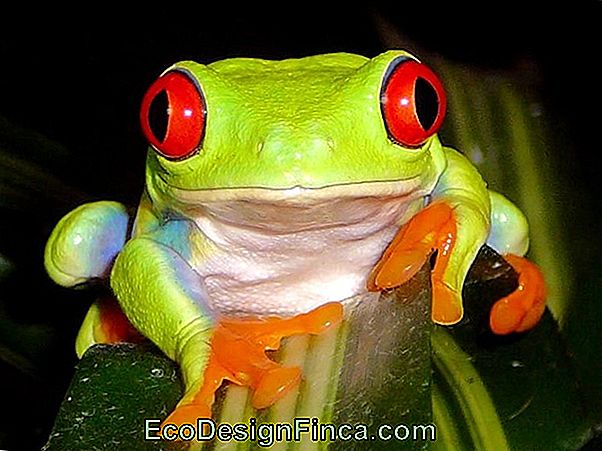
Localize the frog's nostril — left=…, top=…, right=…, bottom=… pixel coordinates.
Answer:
left=256, top=141, right=265, bottom=155
left=326, top=137, right=336, bottom=152
left=256, top=129, right=334, bottom=163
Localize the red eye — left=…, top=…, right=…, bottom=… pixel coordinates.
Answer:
left=381, top=58, right=446, bottom=148
left=140, top=70, right=205, bottom=160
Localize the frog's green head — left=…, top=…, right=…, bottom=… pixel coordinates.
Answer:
left=140, top=50, right=448, bottom=208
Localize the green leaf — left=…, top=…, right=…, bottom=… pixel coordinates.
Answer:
left=43, top=248, right=595, bottom=449
left=44, top=266, right=434, bottom=450
left=43, top=344, right=186, bottom=451
left=435, top=246, right=593, bottom=450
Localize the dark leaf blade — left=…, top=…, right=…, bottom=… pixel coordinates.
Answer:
left=42, top=343, right=186, bottom=451
left=43, top=267, right=434, bottom=450
left=434, top=246, right=594, bottom=450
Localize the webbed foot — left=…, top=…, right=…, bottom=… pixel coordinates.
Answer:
left=367, top=202, right=462, bottom=324
left=489, top=254, right=546, bottom=334
left=163, top=302, right=343, bottom=427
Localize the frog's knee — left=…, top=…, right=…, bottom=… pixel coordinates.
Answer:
left=486, top=191, right=529, bottom=256
left=45, top=201, right=130, bottom=287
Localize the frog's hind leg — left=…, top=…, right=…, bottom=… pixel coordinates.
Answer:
left=44, top=201, right=134, bottom=355
left=75, top=296, right=144, bottom=357
left=487, top=191, right=547, bottom=334
left=487, top=190, right=529, bottom=256
left=45, top=201, right=130, bottom=287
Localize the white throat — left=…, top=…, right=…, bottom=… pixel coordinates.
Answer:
left=173, top=180, right=430, bottom=316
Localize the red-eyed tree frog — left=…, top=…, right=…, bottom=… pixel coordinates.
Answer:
left=44, top=51, right=546, bottom=427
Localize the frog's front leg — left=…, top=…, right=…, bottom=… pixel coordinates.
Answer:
left=110, top=221, right=216, bottom=421
left=368, top=147, right=546, bottom=333
left=164, top=302, right=343, bottom=427
left=113, top=221, right=343, bottom=426
left=369, top=147, right=490, bottom=325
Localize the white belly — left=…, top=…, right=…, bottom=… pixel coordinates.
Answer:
left=183, top=182, right=429, bottom=316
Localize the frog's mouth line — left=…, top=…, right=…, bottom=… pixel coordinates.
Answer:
left=160, top=176, right=428, bottom=205
left=150, top=174, right=434, bottom=234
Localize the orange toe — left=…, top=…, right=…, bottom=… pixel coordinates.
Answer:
left=489, top=297, right=524, bottom=334
left=369, top=202, right=461, bottom=326
left=252, top=366, right=302, bottom=409
left=489, top=254, right=547, bottom=335
left=368, top=202, right=455, bottom=292
left=178, top=302, right=343, bottom=421
left=431, top=280, right=463, bottom=325
left=163, top=402, right=212, bottom=428
left=294, top=302, right=343, bottom=335
left=368, top=248, right=431, bottom=291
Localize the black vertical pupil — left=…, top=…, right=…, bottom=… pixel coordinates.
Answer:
left=415, top=77, right=439, bottom=131
left=149, top=89, right=169, bottom=142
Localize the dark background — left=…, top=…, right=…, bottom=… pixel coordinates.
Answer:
left=1, top=7, right=600, bottom=203
left=0, top=5, right=600, bottom=449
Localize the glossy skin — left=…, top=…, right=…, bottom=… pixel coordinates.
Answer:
left=45, top=51, right=545, bottom=425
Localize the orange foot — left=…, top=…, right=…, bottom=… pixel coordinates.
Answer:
left=367, top=202, right=462, bottom=324
left=489, top=254, right=547, bottom=335
left=96, top=295, right=144, bottom=344
left=163, top=302, right=343, bottom=426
